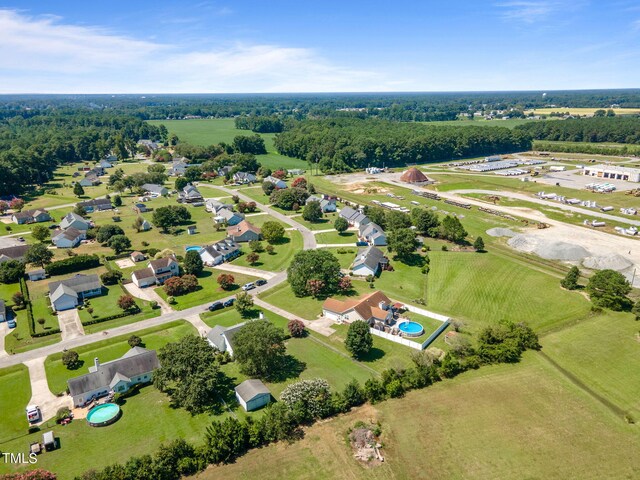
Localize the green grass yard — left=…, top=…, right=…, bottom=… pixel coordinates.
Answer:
left=231, top=231, right=302, bottom=272
left=315, top=230, right=357, bottom=245
left=0, top=365, right=31, bottom=444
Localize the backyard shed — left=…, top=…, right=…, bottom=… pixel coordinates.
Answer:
left=235, top=379, right=271, bottom=412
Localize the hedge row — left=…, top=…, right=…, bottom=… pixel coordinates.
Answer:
left=80, top=306, right=141, bottom=327
left=45, top=254, right=100, bottom=276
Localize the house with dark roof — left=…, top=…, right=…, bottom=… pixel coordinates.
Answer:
left=141, top=184, right=168, bottom=196
left=215, top=207, right=244, bottom=226
left=67, top=347, right=160, bottom=406
left=227, top=220, right=261, bottom=242
left=306, top=195, right=337, bottom=213
left=48, top=274, right=102, bottom=311
left=359, top=222, right=387, bottom=246
left=264, top=176, right=287, bottom=189
left=131, top=256, right=180, bottom=288
left=198, top=239, right=241, bottom=266
left=322, top=290, right=394, bottom=325
left=59, top=212, right=91, bottom=231
left=339, top=207, right=370, bottom=228
left=52, top=227, right=86, bottom=248
left=179, top=184, right=203, bottom=203
left=233, top=172, right=257, bottom=184
left=79, top=173, right=101, bottom=187
left=0, top=244, right=29, bottom=263
left=351, top=246, right=388, bottom=277
left=235, top=379, right=271, bottom=412
left=12, top=209, right=51, bottom=225
left=206, top=322, right=246, bottom=356
left=77, top=198, right=112, bottom=213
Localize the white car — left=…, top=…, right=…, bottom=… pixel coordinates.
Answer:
left=26, top=405, right=41, bottom=424
left=241, top=282, right=256, bottom=291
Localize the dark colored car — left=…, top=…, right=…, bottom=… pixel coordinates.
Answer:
left=355, top=241, right=368, bottom=247
left=223, top=298, right=235, bottom=308
left=208, top=301, right=223, bottom=312
left=255, top=279, right=267, bottom=287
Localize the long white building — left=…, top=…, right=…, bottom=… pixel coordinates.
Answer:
left=583, top=164, right=640, bottom=182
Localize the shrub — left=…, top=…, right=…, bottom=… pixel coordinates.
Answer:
left=100, top=270, right=123, bottom=285
left=128, top=335, right=142, bottom=347
left=280, top=378, right=332, bottom=421
left=117, top=295, right=136, bottom=311
left=45, top=254, right=101, bottom=276
left=287, top=319, right=306, bottom=337
left=345, top=320, right=373, bottom=358
left=62, top=350, right=81, bottom=369
left=216, top=273, right=235, bottom=290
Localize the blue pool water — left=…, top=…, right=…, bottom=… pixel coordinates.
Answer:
left=185, top=246, right=201, bottom=252
left=398, top=321, right=424, bottom=337
left=86, top=403, right=120, bottom=426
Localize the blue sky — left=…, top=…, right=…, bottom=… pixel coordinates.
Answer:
left=0, top=1, right=639, bottom=93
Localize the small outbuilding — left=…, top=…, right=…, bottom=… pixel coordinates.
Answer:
left=27, top=269, right=46, bottom=281
left=42, top=431, right=56, bottom=451
left=234, top=379, right=271, bottom=412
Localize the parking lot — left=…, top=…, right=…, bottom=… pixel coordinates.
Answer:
left=535, top=169, right=638, bottom=191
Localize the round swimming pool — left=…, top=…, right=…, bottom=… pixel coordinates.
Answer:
left=86, top=403, right=121, bottom=427
left=185, top=246, right=201, bottom=252
left=398, top=321, right=424, bottom=337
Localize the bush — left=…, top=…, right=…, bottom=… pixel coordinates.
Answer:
left=128, top=335, right=142, bottom=347
left=100, top=270, right=123, bottom=285
left=45, top=254, right=100, bottom=276
left=287, top=319, right=306, bottom=337
left=117, top=295, right=137, bottom=311
left=0, top=259, right=25, bottom=284
left=280, top=378, right=333, bottom=421
left=150, top=300, right=159, bottom=309
left=56, top=407, right=71, bottom=423
left=62, top=350, right=81, bottom=369
left=345, top=320, right=373, bottom=358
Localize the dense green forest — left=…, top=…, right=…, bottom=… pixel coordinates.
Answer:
left=2, top=89, right=640, bottom=122
left=274, top=118, right=532, bottom=172
left=0, top=113, right=164, bottom=195
left=516, top=116, right=640, bottom=144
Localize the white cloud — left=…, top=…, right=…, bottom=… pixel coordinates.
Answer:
left=495, top=1, right=586, bottom=23
left=0, top=9, right=393, bottom=93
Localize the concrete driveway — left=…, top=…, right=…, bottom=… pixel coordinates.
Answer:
left=125, top=283, right=173, bottom=314
left=57, top=309, right=85, bottom=340
left=24, top=358, right=73, bottom=424
left=0, top=321, right=9, bottom=357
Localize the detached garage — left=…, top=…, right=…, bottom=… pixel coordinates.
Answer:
left=235, top=379, right=271, bottom=412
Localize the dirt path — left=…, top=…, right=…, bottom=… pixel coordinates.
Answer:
left=57, top=309, right=85, bottom=340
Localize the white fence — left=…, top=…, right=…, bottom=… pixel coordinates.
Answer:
left=402, top=304, right=449, bottom=323
left=370, top=328, right=422, bottom=350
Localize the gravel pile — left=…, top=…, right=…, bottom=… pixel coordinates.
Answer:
left=508, top=234, right=590, bottom=261
left=582, top=254, right=633, bottom=272
left=486, top=227, right=517, bottom=237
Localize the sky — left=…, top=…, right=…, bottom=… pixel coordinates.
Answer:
left=0, top=0, right=639, bottom=93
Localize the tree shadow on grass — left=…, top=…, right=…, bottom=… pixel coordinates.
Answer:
left=66, top=359, right=85, bottom=371
left=267, top=355, right=306, bottom=383
left=269, top=237, right=291, bottom=247
left=396, top=252, right=427, bottom=267
left=357, top=347, right=385, bottom=363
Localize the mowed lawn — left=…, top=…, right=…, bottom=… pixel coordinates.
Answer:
left=541, top=310, right=640, bottom=419
left=45, top=320, right=196, bottom=394
left=201, top=353, right=640, bottom=480
left=425, top=250, right=591, bottom=333
left=0, top=365, right=31, bottom=444
left=231, top=230, right=302, bottom=272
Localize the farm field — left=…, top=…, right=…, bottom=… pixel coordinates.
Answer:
left=201, top=353, right=640, bottom=480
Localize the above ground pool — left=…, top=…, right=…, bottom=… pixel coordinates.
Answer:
left=398, top=321, right=425, bottom=337
left=185, top=246, right=201, bottom=252
left=86, top=403, right=121, bottom=427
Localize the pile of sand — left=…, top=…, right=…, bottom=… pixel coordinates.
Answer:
left=486, top=227, right=517, bottom=237
left=508, top=234, right=590, bottom=261
left=582, top=254, right=633, bottom=272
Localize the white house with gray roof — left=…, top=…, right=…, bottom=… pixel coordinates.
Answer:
left=235, top=379, right=271, bottom=412
left=141, top=183, right=168, bottom=196
left=52, top=227, right=86, bottom=248
left=198, top=239, right=241, bottom=266
left=59, top=212, right=91, bottom=231
left=339, top=207, right=370, bottom=228
left=215, top=207, right=245, bottom=226
left=351, top=246, right=388, bottom=277
left=67, top=347, right=160, bottom=406
left=359, top=222, right=387, bottom=246
left=48, top=274, right=102, bottom=311
left=206, top=322, right=246, bottom=356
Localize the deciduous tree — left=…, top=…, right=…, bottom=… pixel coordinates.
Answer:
left=233, top=320, right=286, bottom=378
left=345, top=320, right=373, bottom=358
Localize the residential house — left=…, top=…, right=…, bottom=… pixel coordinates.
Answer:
left=359, top=222, right=387, bottom=246
left=206, top=322, right=246, bottom=356
left=141, top=184, right=168, bottom=197
left=78, top=198, right=112, bottom=213
left=217, top=165, right=233, bottom=177
left=98, top=158, right=114, bottom=169
left=48, top=274, right=103, bottom=311
left=67, top=347, right=160, bottom=407
left=140, top=219, right=152, bottom=231
left=169, top=159, right=189, bottom=176
left=215, top=207, right=244, bottom=226
left=27, top=269, right=47, bottom=281
left=198, top=239, right=241, bottom=266
left=59, top=212, right=91, bottom=231
left=79, top=173, right=101, bottom=187
left=351, top=246, right=388, bottom=277
left=306, top=195, right=337, bottom=213
left=12, top=209, right=52, bottom=225
left=131, top=256, right=180, bottom=288
left=137, top=139, right=160, bottom=153
left=134, top=203, right=148, bottom=213
left=287, top=169, right=305, bottom=175
left=264, top=176, right=287, bottom=189
left=179, top=184, right=203, bottom=203
left=322, top=290, right=394, bottom=325
left=339, top=207, right=370, bottom=228
left=0, top=245, right=29, bottom=263
left=52, top=227, right=86, bottom=248
left=233, top=172, right=257, bottom=184
left=130, top=251, right=146, bottom=263
left=227, top=220, right=261, bottom=243
left=235, top=379, right=271, bottom=412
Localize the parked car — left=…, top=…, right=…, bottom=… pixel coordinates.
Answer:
left=7, top=319, right=16, bottom=328
left=49, top=224, right=59, bottom=229
left=355, top=241, right=368, bottom=247
left=26, top=405, right=41, bottom=424
left=241, top=282, right=256, bottom=291
left=255, top=279, right=267, bottom=287
left=208, top=301, right=223, bottom=312
left=223, top=298, right=235, bottom=308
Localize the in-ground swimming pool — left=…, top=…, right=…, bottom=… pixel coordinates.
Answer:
left=185, top=246, right=201, bottom=252
left=86, top=403, right=121, bottom=427
left=398, top=321, right=424, bottom=337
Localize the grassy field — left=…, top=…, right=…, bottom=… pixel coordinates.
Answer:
left=528, top=107, right=640, bottom=116
left=201, top=353, right=640, bottom=480
left=315, top=230, right=357, bottom=244
left=0, top=365, right=31, bottom=444
left=541, top=310, right=640, bottom=419
left=147, top=118, right=307, bottom=171
left=154, top=269, right=258, bottom=310
left=44, top=320, right=196, bottom=394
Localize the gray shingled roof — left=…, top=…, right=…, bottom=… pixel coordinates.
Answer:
left=235, top=379, right=271, bottom=402
left=206, top=322, right=246, bottom=351
left=352, top=246, right=385, bottom=272
left=48, top=274, right=101, bottom=297
left=68, top=348, right=159, bottom=397
left=50, top=284, right=78, bottom=303
left=0, top=245, right=29, bottom=260
left=132, top=267, right=155, bottom=281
